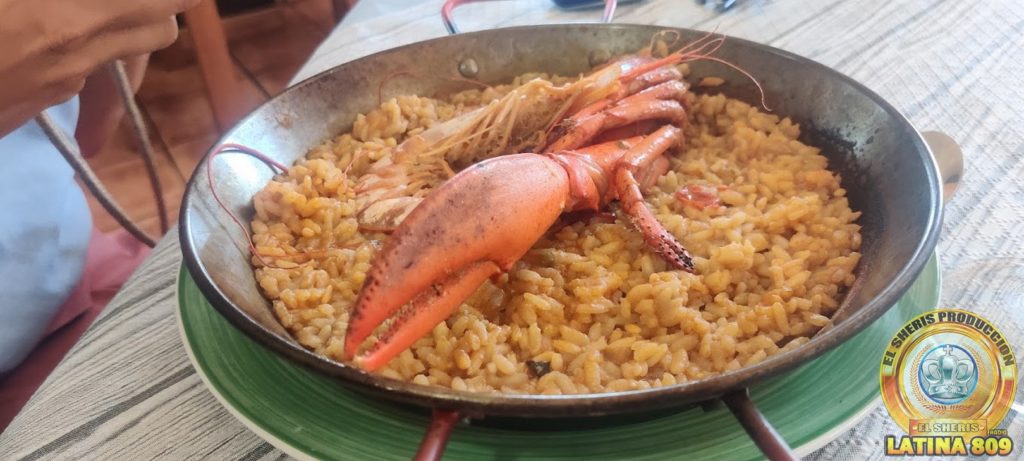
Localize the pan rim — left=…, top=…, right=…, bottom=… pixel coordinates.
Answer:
left=179, top=23, right=943, bottom=416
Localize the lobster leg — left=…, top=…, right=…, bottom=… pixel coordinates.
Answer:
left=551, top=126, right=695, bottom=271
left=542, top=81, right=689, bottom=154
left=571, top=66, right=684, bottom=119
left=625, top=66, right=684, bottom=95
left=614, top=125, right=696, bottom=272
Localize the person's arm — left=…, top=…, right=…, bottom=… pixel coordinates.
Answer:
left=0, top=0, right=199, bottom=138
left=75, top=54, right=149, bottom=157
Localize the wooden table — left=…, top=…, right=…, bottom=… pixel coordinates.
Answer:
left=4, top=0, right=1024, bottom=458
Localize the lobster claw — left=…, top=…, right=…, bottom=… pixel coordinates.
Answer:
left=344, top=154, right=571, bottom=371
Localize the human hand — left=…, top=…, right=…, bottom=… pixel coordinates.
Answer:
left=0, top=0, right=200, bottom=137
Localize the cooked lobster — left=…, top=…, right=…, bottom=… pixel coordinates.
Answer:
left=343, top=48, right=721, bottom=371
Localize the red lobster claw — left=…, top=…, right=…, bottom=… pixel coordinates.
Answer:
left=344, top=154, right=572, bottom=371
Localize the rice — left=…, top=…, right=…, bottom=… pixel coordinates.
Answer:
left=250, top=75, right=862, bottom=395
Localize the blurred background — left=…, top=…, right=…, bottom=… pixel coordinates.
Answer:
left=84, top=0, right=356, bottom=236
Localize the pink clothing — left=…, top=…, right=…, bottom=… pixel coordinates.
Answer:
left=0, top=228, right=149, bottom=431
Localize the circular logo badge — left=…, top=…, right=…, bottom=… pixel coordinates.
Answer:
left=880, top=309, right=1017, bottom=437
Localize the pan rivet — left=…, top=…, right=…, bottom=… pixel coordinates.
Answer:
left=458, top=58, right=479, bottom=78
left=588, top=50, right=611, bottom=68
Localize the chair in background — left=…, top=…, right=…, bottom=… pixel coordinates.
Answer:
left=183, top=0, right=356, bottom=131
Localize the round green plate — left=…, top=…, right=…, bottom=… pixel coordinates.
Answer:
left=177, top=254, right=939, bottom=460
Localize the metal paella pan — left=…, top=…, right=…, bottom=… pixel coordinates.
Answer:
left=180, top=21, right=957, bottom=460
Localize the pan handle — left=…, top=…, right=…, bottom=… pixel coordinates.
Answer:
left=441, top=0, right=617, bottom=35
left=920, top=131, right=963, bottom=203
left=414, top=409, right=462, bottom=461
left=721, top=389, right=798, bottom=461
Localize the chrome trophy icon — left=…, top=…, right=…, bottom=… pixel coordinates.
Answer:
left=919, top=344, right=977, bottom=404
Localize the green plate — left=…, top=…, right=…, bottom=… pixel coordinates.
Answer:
left=177, top=255, right=939, bottom=460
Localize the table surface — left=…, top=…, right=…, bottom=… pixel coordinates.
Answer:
left=4, top=0, right=1024, bottom=459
